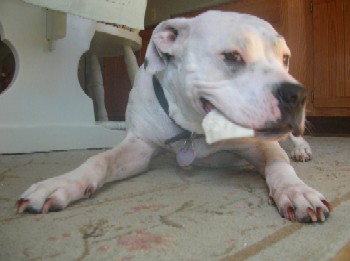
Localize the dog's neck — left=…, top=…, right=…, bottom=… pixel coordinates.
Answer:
left=152, top=75, right=203, bottom=145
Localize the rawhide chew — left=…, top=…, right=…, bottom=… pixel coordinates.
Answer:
left=202, top=109, right=254, bottom=144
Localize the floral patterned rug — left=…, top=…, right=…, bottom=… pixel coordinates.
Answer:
left=1, top=137, right=350, bottom=261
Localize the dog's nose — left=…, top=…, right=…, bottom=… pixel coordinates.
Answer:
left=276, top=82, right=307, bottom=110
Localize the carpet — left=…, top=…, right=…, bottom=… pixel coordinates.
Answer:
left=1, top=137, right=350, bottom=261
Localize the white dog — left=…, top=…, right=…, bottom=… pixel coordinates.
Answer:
left=17, top=11, right=331, bottom=222
left=288, top=133, right=312, bottom=162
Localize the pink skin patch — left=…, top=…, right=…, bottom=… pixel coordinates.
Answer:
left=268, top=93, right=281, bottom=121
left=199, top=89, right=282, bottom=131
left=117, top=229, right=172, bottom=252
left=246, top=93, right=281, bottom=129
left=84, top=185, right=95, bottom=198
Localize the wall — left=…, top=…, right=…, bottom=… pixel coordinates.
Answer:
left=145, top=0, right=233, bottom=27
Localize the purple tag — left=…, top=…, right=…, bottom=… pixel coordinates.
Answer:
left=176, top=147, right=195, bottom=167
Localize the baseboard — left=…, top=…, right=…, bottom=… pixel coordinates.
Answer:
left=0, top=124, right=126, bottom=154
left=306, top=117, right=350, bottom=137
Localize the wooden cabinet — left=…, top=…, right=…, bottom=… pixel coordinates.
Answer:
left=173, top=0, right=314, bottom=110
left=102, top=56, right=133, bottom=121
left=311, top=0, right=350, bottom=115
left=104, top=0, right=350, bottom=118
left=181, top=0, right=350, bottom=116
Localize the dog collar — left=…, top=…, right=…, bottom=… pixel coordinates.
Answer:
left=152, top=75, right=202, bottom=145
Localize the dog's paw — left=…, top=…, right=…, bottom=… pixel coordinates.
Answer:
left=270, top=183, right=333, bottom=223
left=16, top=177, right=95, bottom=214
left=290, top=143, right=312, bottom=162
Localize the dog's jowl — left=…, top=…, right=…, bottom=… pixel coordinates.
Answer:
left=17, top=11, right=332, bottom=222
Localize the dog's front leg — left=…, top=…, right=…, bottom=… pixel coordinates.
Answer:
left=16, top=133, right=157, bottom=214
left=259, top=141, right=332, bottom=222
left=288, top=133, right=312, bottom=162
left=241, top=141, right=332, bottom=222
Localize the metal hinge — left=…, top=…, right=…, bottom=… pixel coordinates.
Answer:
left=310, top=90, right=315, bottom=103
left=310, top=1, right=314, bottom=12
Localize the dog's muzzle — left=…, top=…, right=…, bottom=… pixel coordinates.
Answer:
left=274, top=82, right=307, bottom=136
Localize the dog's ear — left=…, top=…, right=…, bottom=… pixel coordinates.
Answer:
left=144, top=18, right=190, bottom=73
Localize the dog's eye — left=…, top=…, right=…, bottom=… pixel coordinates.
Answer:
left=283, top=54, right=290, bottom=67
left=223, top=51, right=245, bottom=65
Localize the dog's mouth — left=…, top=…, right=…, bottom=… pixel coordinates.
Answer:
left=200, top=97, right=296, bottom=138
left=200, top=97, right=215, bottom=114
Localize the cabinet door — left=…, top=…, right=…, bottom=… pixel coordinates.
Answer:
left=102, top=56, right=132, bottom=121
left=312, top=0, right=350, bottom=108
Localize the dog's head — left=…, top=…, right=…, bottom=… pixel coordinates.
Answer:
left=144, top=10, right=306, bottom=140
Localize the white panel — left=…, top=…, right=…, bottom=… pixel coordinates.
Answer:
left=22, top=0, right=147, bottom=29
